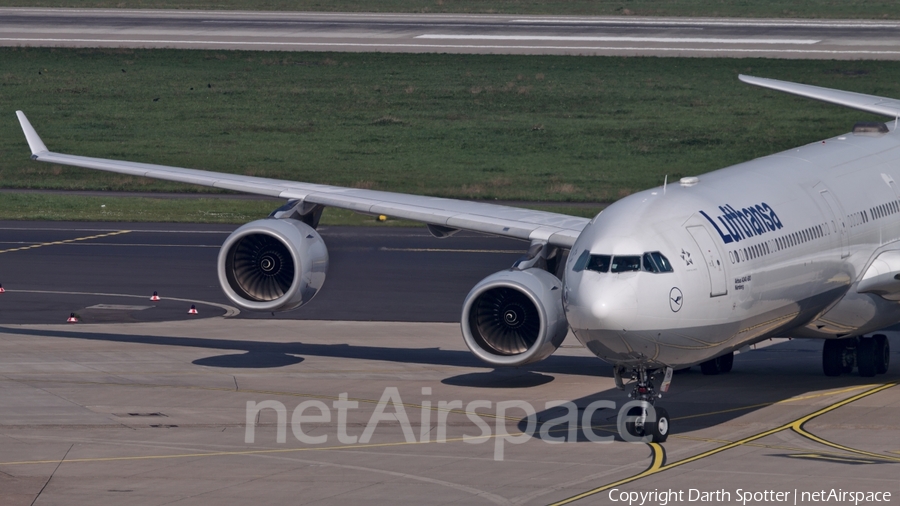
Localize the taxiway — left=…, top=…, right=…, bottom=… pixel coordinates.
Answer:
left=0, top=222, right=898, bottom=505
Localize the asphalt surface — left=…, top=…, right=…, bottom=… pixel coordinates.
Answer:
left=0, top=221, right=527, bottom=324
left=0, top=319, right=897, bottom=505
left=0, top=221, right=899, bottom=505
left=2, top=8, right=900, bottom=59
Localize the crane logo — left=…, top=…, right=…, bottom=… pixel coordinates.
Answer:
left=669, top=287, right=684, bottom=312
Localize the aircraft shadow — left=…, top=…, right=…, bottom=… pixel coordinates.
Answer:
left=1, top=326, right=895, bottom=439
left=0, top=325, right=606, bottom=378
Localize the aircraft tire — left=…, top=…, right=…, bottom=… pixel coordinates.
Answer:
left=874, top=334, right=890, bottom=375
left=857, top=337, right=877, bottom=377
left=649, top=407, right=670, bottom=443
left=716, top=352, right=734, bottom=373
left=624, top=406, right=645, bottom=439
left=700, top=358, right=720, bottom=375
left=840, top=339, right=855, bottom=373
left=822, top=339, right=844, bottom=377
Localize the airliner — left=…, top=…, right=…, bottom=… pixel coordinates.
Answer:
left=16, top=75, right=899, bottom=443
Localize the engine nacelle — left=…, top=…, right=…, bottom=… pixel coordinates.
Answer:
left=461, top=268, right=569, bottom=367
left=218, top=219, right=328, bottom=312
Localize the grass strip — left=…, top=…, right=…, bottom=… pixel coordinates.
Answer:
left=1, top=48, right=896, bottom=205
left=0, top=193, right=603, bottom=225
left=1, top=1, right=897, bottom=19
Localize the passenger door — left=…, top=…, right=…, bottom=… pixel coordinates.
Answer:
left=687, top=225, right=728, bottom=297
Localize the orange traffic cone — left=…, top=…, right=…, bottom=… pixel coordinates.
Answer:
left=67, top=313, right=78, bottom=323
left=188, top=305, right=198, bottom=315
left=150, top=291, right=160, bottom=301
left=0, top=284, right=5, bottom=293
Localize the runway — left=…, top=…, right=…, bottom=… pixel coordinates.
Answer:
left=3, top=8, right=900, bottom=59
left=0, top=220, right=898, bottom=505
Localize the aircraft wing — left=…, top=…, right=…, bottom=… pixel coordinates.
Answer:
left=739, top=74, right=900, bottom=118
left=16, top=111, right=589, bottom=248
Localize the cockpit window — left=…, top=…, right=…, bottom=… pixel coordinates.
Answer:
left=644, top=252, right=674, bottom=273
left=572, top=250, right=590, bottom=272
left=611, top=256, right=641, bottom=273
left=577, top=251, right=673, bottom=274
left=642, top=253, right=659, bottom=273
left=586, top=254, right=611, bottom=273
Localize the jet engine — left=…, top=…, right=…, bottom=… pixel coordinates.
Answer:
left=218, top=219, right=328, bottom=312
left=461, top=268, right=569, bottom=367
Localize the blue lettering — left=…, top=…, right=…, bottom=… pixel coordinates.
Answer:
left=702, top=202, right=784, bottom=244
left=746, top=207, right=765, bottom=234
left=717, top=207, right=741, bottom=241
left=729, top=205, right=754, bottom=238
left=755, top=204, right=775, bottom=231
left=761, top=203, right=783, bottom=229
left=701, top=211, right=734, bottom=244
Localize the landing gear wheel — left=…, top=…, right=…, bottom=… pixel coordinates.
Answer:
left=648, top=407, right=670, bottom=443
left=823, top=339, right=845, bottom=376
left=700, top=358, right=720, bottom=375
left=716, top=352, right=734, bottom=373
left=874, top=334, right=890, bottom=375
left=858, top=337, right=877, bottom=377
left=624, top=406, right=646, bottom=439
left=841, top=339, right=856, bottom=373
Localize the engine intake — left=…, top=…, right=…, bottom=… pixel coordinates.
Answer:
left=461, top=268, right=569, bottom=367
left=218, top=219, right=328, bottom=312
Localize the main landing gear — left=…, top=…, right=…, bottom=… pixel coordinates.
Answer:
left=699, top=351, right=734, bottom=375
left=614, top=366, right=672, bottom=443
left=823, top=335, right=890, bottom=377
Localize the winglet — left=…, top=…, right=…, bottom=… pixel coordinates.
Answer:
left=16, top=111, right=49, bottom=157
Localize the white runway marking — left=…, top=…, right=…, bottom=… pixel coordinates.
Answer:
left=415, top=34, right=821, bottom=44
left=1, top=37, right=897, bottom=56
left=511, top=18, right=900, bottom=29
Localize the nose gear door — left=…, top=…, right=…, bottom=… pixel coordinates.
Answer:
left=687, top=225, right=728, bottom=297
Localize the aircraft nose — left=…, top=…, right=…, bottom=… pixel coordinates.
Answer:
left=564, top=271, right=638, bottom=331
left=564, top=272, right=650, bottom=363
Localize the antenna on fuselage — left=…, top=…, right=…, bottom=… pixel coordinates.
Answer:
left=663, top=175, right=668, bottom=195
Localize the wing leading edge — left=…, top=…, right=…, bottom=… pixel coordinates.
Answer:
left=16, top=111, right=589, bottom=247
left=739, top=74, right=900, bottom=118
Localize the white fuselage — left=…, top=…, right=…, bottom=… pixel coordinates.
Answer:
left=563, top=125, right=900, bottom=368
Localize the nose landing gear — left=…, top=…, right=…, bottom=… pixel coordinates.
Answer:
left=614, top=366, right=673, bottom=443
